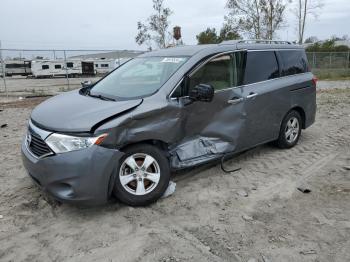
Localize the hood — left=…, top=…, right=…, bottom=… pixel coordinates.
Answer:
left=31, top=90, right=143, bottom=133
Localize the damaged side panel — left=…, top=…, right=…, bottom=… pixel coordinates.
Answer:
left=97, top=88, right=246, bottom=169
left=96, top=98, right=186, bottom=148
left=169, top=137, right=234, bottom=168
left=169, top=88, right=246, bottom=169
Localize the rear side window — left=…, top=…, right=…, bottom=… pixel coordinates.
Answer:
left=42, top=65, right=49, bottom=70
left=279, top=50, right=309, bottom=76
left=243, top=51, right=279, bottom=85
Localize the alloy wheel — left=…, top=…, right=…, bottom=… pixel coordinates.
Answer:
left=285, top=117, right=300, bottom=143
left=119, top=153, right=161, bottom=196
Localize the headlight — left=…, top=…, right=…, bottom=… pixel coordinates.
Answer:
left=45, top=133, right=108, bottom=154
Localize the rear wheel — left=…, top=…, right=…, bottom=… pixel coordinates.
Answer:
left=113, top=144, right=170, bottom=206
left=276, top=110, right=302, bottom=149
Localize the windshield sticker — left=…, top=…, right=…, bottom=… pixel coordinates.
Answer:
left=161, top=57, right=185, bottom=63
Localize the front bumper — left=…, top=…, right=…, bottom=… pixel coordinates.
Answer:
left=21, top=139, right=124, bottom=205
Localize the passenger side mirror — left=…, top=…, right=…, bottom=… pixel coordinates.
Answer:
left=189, top=84, right=214, bottom=102
left=81, top=80, right=92, bottom=88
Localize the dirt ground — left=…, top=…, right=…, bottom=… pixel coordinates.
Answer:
left=0, top=86, right=349, bottom=262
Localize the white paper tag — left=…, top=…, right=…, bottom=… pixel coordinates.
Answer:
left=161, top=57, right=185, bottom=63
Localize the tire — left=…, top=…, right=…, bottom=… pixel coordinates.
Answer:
left=113, top=144, right=170, bottom=206
left=276, top=110, right=302, bottom=149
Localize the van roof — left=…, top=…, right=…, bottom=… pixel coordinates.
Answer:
left=140, top=40, right=304, bottom=57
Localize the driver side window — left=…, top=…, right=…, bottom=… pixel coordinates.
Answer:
left=171, top=52, right=244, bottom=98
left=189, top=54, right=233, bottom=92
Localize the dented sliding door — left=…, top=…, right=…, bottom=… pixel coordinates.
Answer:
left=170, top=52, right=247, bottom=168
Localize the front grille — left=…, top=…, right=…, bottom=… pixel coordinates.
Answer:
left=27, top=127, right=53, bottom=158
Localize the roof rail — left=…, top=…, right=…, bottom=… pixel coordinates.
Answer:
left=221, top=39, right=293, bottom=45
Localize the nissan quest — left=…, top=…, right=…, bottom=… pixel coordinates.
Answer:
left=21, top=40, right=317, bottom=206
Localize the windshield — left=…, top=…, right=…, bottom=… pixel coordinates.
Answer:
left=90, top=56, right=188, bottom=99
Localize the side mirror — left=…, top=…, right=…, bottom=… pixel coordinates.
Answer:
left=81, top=80, right=92, bottom=88
left=189, top=84, right=214, bottom=102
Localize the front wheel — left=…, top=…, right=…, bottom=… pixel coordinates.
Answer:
left=113, top=144, right=170, bottom=206
left=276, top=110, right=302, bottom=149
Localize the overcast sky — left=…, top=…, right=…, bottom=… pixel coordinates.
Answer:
left=0, top=0, right=349, bottom=51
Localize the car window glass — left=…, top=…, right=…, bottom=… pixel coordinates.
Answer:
left=171, top=52, right=246, bottom=98
left=243, top=51, right=279, bottom=85
left=279, top=50, right=309, bottom=76
left=91, top=57, right=188, bottom=99
left=189, top=54, right=233, bottom=92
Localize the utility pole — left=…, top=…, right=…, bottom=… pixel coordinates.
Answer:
left=63, top=50, right=70, bottom=90
left=0, top=40, right=8, bottom=98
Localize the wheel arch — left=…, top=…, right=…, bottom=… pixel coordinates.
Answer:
left=289, top=106, right=306, bottom=129
left=118, top=139, right=170, bottom=155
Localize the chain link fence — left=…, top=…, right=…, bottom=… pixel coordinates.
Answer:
left=1, top=49, right=349, bottom=98
left=306, top=51, right=350, bottom=79
left=0, top=49, right=144, bottom=97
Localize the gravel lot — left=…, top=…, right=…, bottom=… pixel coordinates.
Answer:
left=0, top=85, right=349, bottom=262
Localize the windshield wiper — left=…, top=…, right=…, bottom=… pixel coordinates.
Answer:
left=87, top=91, right=116, bottom=101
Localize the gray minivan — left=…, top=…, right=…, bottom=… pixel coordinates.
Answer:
left=21, top=40, right=317, bottom=206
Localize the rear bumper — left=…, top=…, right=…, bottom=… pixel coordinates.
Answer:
left=21, top=139, right=124, bottom=205
left=304, top=96, right=317, bottom=129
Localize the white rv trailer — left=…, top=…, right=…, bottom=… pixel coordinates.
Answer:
left=92, top=58, right=132, bottom=75
left=0, top=60, right=31, bottom=77
left=31, top=60, right=82, bottom=78
left=93, top=59, right=116, bottom=74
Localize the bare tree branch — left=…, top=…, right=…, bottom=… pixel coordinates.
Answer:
left=292, top=0, right=324, bottom=44
left=135, top=0, right=173, bottom=49
left=225, top=0, right=289, bottom=39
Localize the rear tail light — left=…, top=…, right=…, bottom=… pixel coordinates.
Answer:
left=312, top=76, right=318, bottom=86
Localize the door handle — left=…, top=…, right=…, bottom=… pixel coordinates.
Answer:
left=227, top=97, right=243, bottom=105
left=246, top=92, right=258, bottom=99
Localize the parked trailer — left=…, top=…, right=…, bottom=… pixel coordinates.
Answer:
left=31, top=60, right=82, bottom=78
left=91, top=58, right=132, bottom=75
left=93, top=59, right=116, bottom=75
left=0, top=60, right=31, bottom=77
left=1, top=57, right=134, bottom=78
left=81, top=61, right=95, bottom=75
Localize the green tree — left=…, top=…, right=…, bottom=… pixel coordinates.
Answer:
left=305, top=38, right=350, bottom=52
left=219, top=24, right=241, bottom=42
left=321, top=39, right=336, bottom=50
left=196, top=25, right=241, bottom=45
left=196, top=28, right=219, bottom=44
left=306, top=42, right=321, bottom=52
left=304, top=36, right=318, bottom=43
left=334, top=45, right=350, bottom=52
left=135, top=0, right=173, bottom=50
